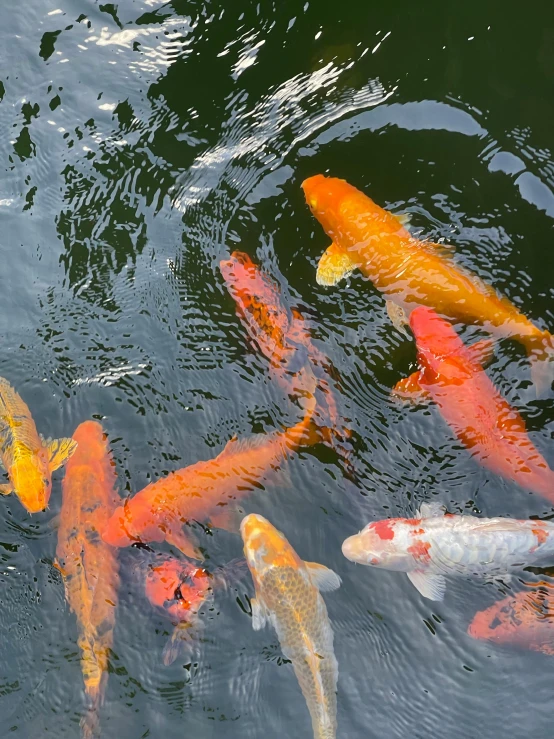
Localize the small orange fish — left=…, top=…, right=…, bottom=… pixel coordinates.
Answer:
left=302, top=174, right=554, bottom=393
left=55, top=420, right=120, bottom=738
left=468, top=586, right=554, bottom=657
left=102, top=402, right=317, bottom=558
left=220, top=251, right=348, bottom=448
left=141, top=553, right=247, bottom=664
left=0, top=376, right=77, bottom=512
left=393, top=306, right=554, bottom=500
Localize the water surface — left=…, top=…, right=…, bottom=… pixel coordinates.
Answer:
left=1, top=2, right=553, bottom=737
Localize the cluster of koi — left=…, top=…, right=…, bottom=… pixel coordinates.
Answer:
left=2, top=173, right=554, bottom=739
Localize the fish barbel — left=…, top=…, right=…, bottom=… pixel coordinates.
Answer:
left=55, top=420, right=120, bottom=738
left=241, top=513, right=340, bottom=739
left=393, top=306, right=554, bottom=500
left=0, top=376, right=77, bottom=512
left=102, top=402, right=318, bottom=558
left=302, top=174, right=554, bottom=393
left=220, top=250, right=349, bottom=449
left=342, top=502, right=554, bottom=601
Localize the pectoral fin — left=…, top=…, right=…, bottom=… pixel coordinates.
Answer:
left=165, top=527, right=204, bottom=561
left=316, top=242, right=356, bottom=286
left=0, top=483, right=13, bottom=496
left=391, top=371, right=430, bottom=404
left=162, top=621, right=200, bottom=666
left=208, top=505, right=243, bottom=534
left=467, top=338, right=495, bottom=368
left=385, top=300, right=410, bottom=338
left=418, top=502, right=445, bottom=519
left=251, top=597, right=270, bottom=631
left=305, top=562, right=341, bottom=591
left=407, top=571, right=446, bottom=601
left=48, top=437, right=78, bottom=472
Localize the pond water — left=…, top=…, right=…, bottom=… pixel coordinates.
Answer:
left=1, top=1, right=554, bottom=737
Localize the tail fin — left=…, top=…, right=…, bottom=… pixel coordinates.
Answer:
left=80, top=704, right=100, bottom=739
left=523, top=331, right=554, bottom=396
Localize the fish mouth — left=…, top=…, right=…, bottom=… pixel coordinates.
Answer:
left=341, top=534, right=367, bottom=564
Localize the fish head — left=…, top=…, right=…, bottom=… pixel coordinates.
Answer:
left=12, top=455, right=51, bottom=513
left=240, top=513, right=298, bottom=578
left=220, top=251, right=286, bottom=337
left=145, top=557, right=211, bottom=622
left=342, top=519, right=412, bottom=571
left=69, top=420, right=108, bottom=463
left=302, top=174, right=356, bottom=239
left=409, top=306, right=469, bottom=384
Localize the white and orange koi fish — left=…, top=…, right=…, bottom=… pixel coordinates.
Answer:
left=342, top=503, right=554, bottom=601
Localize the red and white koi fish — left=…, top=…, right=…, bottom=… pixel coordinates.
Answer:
left=342, top=502, right=554, bottom=601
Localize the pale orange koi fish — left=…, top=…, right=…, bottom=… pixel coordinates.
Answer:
left=0, top=377, right=76, bottom=512
left=469, top=586, right=554, bottom=657
left=55, top=420, right=120, bottom=738
left=241, top=513, right=340, bottom=739
left=302, top=174, right=554, bottom=393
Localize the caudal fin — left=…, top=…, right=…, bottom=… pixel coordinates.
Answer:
left=524, top=332, right=554, bottom=396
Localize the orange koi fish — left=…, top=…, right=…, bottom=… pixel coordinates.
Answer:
left=469, top=587, right=554, bottom=657
left=140, top=552, right=247, bottom=664
left=0, top=377, right=77, bottom=512
left=393, top=306, right=554, bottom=500
left=241, top=514, right=340, bottom=739
left=55, top=421, right=120, bottom=738
left=220, top=251, right=349, bottom=447
left=102, top=403, right=317, bottom=558
left=302, top=174, right=554, bottom=393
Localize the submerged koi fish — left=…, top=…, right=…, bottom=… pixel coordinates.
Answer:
left=220, top=251, right=349, bottom=448
left=241, top=514, right=340, bottom=739
left=393, top=306, right=554, bottom=500
left=302, top=174, right=554, bottom=393
left=469, top=586, right=554, bottom=656
left=102, top=404, right=317, bottom=558
left=55, top=421, right=120, bottom=738
left=141, top=553, right=247, bottom=665
left=342, top=502, right=554, bottom=601
left=0, top=377, right=77, bottom=512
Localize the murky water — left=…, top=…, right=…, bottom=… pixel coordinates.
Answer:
left=1, top=1, right=554, bottom=737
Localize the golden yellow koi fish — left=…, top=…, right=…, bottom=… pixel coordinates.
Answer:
left=302, top=174, right=554, bottom=394
left=0, top=377, right=76, bottom=512
left=241, top=513, right=340, bottom=739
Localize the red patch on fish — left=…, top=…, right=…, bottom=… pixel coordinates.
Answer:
left=371, top=520, right=395, bottom=540
left=407, top=539, right=431, bottom=562
left=531, top=526, right=548, bottom=551
left=411, top=527, right=425, bottom=536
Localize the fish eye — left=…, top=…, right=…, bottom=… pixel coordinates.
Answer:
left=43, top=478, right=50, bottom=487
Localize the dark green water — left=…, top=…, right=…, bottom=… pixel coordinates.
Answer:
left=1, top=1, right=554, bottom=737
